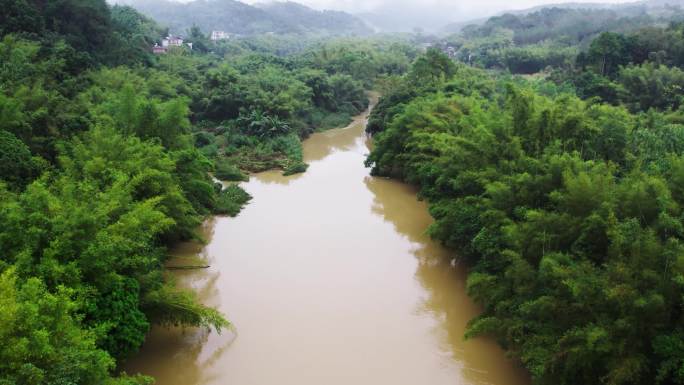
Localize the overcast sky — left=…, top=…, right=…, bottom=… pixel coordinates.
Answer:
left=246, top=0, right=634, bottom=30
left=249, top=0, right=631, bottom=16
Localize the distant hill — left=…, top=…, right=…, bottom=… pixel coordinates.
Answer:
left=453, top=7, right=682, bottom=45
left=118, top=0, right=372, bottom=36
left=497, top=0, right=684, bottom=16
left=441, top=0, right=684, bottom=35
left=255, top=2, right=370, bottom=36
left=354, top=6, right=459, bottom=33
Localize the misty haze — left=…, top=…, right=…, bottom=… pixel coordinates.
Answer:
left=113, top=0, right=641, bottom=31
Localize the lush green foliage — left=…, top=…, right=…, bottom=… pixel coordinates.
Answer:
left=214, top=184, right=253, bottom=217
left=0, top=268, right=119, bottom=385
left=0, top=3, right=262, bottom=383
left=172, top=37, right=412, bottom=176
left=7, top=1, right=684, bottom=383
left=0, top=0, right=163, bottom=67
left=0, top=1, right=413, bottom=381
left=214, top=159, right=249, bottom=182
left=367, top=48, right=684, bottom=385
left=0, top=129, right=41, bottom=190
left=443, top=5, right=684, bottom=74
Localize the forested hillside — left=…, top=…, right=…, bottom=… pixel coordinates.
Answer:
left=255, top=1, right=371, bottom=36
left=366, top=18, right=684, bottom=385
left=120, top=0, right=372, bottom=36
left=0, top=0, right=412, bottom=383
left=440, top=2, right=684, bottom=74
left=0, top=5, right=235, bottom=383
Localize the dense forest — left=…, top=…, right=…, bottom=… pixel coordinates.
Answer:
left=366, top=17, right=684, bottom=385
left=438, top=2, right=684, bottom=74
left=0, top=0, right=413, bottom=383
left=4, top=0, right=684, bottom=383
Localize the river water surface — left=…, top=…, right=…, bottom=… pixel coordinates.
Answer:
left=125, top=100, right=529, bottom=385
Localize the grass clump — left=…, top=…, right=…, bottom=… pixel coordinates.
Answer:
left=214, top=184, right=252, bottom=216
left=214, top=159, right=248, bottom=181
left=283, top=161, right=309, bottom=176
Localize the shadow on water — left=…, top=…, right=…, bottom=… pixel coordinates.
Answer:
left=167, top=218, right=216, bottom=260
left=302, top=117, right=369, bottom=163
left=303, top=94, right=378, bottom=165
left=363, top=175, right=530, bottom=385
left=124, top=218, right=235, bottom=384
left=124, top=327, right=235, bottom=384
left=124, top=265, right=235, bottom=385
left=252, top=169, right=305, bottom=186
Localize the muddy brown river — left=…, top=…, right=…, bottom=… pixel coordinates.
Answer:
left=125, top=99, right=530, bottom=385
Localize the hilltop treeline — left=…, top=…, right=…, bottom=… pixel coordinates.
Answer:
left=366, top=16, right=684, bottom=383
left=442, top=5, right=684, bottom=74
left=124, top=0, right=372, bottom=37
left=559, top=23, right=684, bottom=113
left=1, top=0, right=166, bottom=67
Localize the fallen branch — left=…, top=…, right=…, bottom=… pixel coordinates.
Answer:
left=167, top=265, right=211, bottom=270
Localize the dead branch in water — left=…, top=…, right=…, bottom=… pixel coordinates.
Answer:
left=167, top=265, right=211, bottom=270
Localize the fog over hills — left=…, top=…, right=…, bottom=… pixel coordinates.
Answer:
left=245, top=0, right=683, bottom=32
left=255, top=1, right=371, bottom=35
left=441, top=0, right=684, bottom=34
left=114, top=0, right=372, bottom=35
left=114, top=0, right=684, bottom=35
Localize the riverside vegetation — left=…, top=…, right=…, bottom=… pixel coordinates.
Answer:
left=0, top=1, right=414, bottom=384
left=3, top=0, right=684, bottom=384
left=366, top=21, right=684, bottom=385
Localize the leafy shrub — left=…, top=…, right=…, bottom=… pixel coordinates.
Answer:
left=0, top=129, right=39, bottom=189
left=283, top=161, right=309, bottom=176
left=214, top=184, right=252, bottom=217
left=214, top=159, right=248, bottom=181
left=199, top=143, right=219, bottom=158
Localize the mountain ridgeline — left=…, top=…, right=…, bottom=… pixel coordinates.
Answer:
left=441, top=0, right=684, bottom=35
left=118, top=0, right=373, bottom=36
left=433, top=0, right=684, bottom=75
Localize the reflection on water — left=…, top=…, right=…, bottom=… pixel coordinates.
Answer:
left=364, top=175, right=528, bottom=385
left=256, top=96, right=375, bottom=187
left=124, top=97, right=529, bottom=385
left=302, top=110, right=371, bottom=164
left=167, top=218, right=216, bottom=260
left=125, top=270, right=235, bottom=384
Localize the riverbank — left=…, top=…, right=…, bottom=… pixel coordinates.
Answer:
left=125, top=100, right=528, bottom=385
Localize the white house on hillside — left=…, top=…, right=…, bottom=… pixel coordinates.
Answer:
left=154, top=35, right=193, bottom=54
left=210, top=31, right=230, bottom=41
left=162, top=35, right=184, bottom=47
